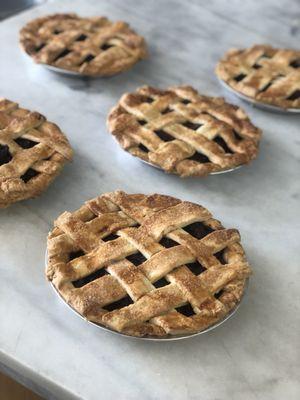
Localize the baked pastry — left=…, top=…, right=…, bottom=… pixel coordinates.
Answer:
left=46, top=190, right=251, bottom=338
left=216, top=45, right=300, bottom=109
left=107, top=85, right=261, bottom=177
left=20, top=13, right=147, bottom=77
left=0, top=98, right=73, bottom=208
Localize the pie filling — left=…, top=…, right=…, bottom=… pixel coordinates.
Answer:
left=176, top=303, right=195, bottom=316
left=138, top=143, right=149, bottom=153
left=234, top=73, right=246, bottom=82
left=161, top=107, right=172, bottom=114
left=187, top=152, right=210, bottom=164
left=0, top=145, right=12, bottom=165
left=181, top=121, right=202, bottom=130
left=290, top=59, right=300, bottom=68
left=287, top=90, right=300, bottom=101
left=154, top=129, right=174, bottom=142
left=213, top=136, right=234, bottom=153
left=1, top=139, right=40, bottom=181
left=104, top=295, right=133, bottom=311
left=14, top=137, right=38, bottom=148
left=20, top=168, right=39, bottom=183
left=75, top=34, right=87, bottom=41
left=126, top=252, right=147, bottom=266
left=53, top=49, right=71, bottom=62
left=182, top=221, right=214, bottom=239
left=73, top=268, right=109, bottom=288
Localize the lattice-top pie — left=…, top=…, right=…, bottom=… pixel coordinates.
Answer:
left=20, top=13, right=147, bottom=76
left=46, top=191, right=251, bottom=338
left=0, top=98, right=73, bottom=208
left=216, top=45, right=300, bottom=109
left=107, top=85, right=261, bottom=177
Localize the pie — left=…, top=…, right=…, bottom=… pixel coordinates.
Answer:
left=216, top=45, right=300, bottom=109
left=0, top=98, right=73, bottom=208
left=20, top=13, right=147, bottom=76
left=46, top=190, right=252, bottom=338
left=107, top=85, right=261, bottom=177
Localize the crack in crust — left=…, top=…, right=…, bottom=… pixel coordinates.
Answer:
left=46, top=191, right=252, bottom=338
left=0, top=98, right=73, bottom=208
left=20, top=13, right=147, bottom=77
left=107, top=85, right=261, bottom=177
left=216, top=44, right=300, bottom=109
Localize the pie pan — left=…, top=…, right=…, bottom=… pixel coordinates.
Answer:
left=46, top=251, right=249, bottom=341
left=43, top=64, right=86, bottom=77
left=22, top=51, right=91, bottom=77
left=46, top=191, right=252, bottom=339
left=218, top=78, right=300, bottom=114
left=113, top=137, right=242, bottom=176
left=139, top=157, right=242, bottom=176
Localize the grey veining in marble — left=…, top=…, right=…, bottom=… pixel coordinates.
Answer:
left=0, top=1, right=300, bottom=399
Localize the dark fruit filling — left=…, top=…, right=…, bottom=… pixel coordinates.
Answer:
left=186, top=261, right=206, bottom=276
left=72, top=268, right=109, bottom=288
left=234, top=73, right=246, bottom=82
left=14, top=138, right=38, bottom=149
left=104, top=295, right=133, bottom=311
left=154, top=130, right=174, bottom=142
left=176, top=303, right=195, bottom=316
left=153, top=277, right=169, bottom=288
left=214, top=136, right=233, bottom=154
left=0, top=145, right=12, bottom=166
left=188, top=152, right=210, bottom=164
left=20, top=168, right=39, bottom=183
left=126, top=252, right=147, bottom=266
left=183, top=222, right=214, bottom=240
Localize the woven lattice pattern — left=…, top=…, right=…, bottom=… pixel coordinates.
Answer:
left=0, top=98, right=73, bottom=208
left=107, top=86, right=261, bottom=177
left=20, top=13, right=147, bottom=76
left=47, top=191, right=251, bottom=337
left=216, top=44, right=300, bottom=109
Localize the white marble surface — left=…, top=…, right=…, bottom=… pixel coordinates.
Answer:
left=0, top=0, right=300, bottom=399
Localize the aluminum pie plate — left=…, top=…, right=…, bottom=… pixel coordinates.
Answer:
left=139, top=158, right=241, bottom=175
left=218, top=78, right=300, bottom=114
left=22, top=52, right=96, bottom=77
left=46, top=251, right=249, bottom=341
left=43, top=64, right=86, bottom=77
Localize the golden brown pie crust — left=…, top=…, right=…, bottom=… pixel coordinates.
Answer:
left=107, top=85, right=261, bottom=177
left=20, top=13, right=147, bottom=76
left=216, top=44, right=300, bottom=109
left=46, top=191, right=251, bottom=338
left=0, top=98, right=73, bottom=208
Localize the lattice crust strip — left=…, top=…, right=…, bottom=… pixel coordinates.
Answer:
left=216, top=44, right=300, bottom=109
left=47, top=191, right=251, bottom=337
left=20, top=13, right=147, bottom=77
left=0, top=98, right=73, bottom=208
left=107, top=85, right=261, bottom=177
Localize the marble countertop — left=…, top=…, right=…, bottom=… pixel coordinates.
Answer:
left=0, top=0, right=299, bottom=399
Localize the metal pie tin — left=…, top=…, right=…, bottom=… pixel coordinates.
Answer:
left=112, top=137, right=242, bottom=176
left=43, top=64, right=86, bottom=77
left=139, top=158, right=242, bottom=175
left=22, top=51, right=97, bottom=77
left=46, top=251, right=249, bottom=341
left=218, top=78, right=300, bottom=114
